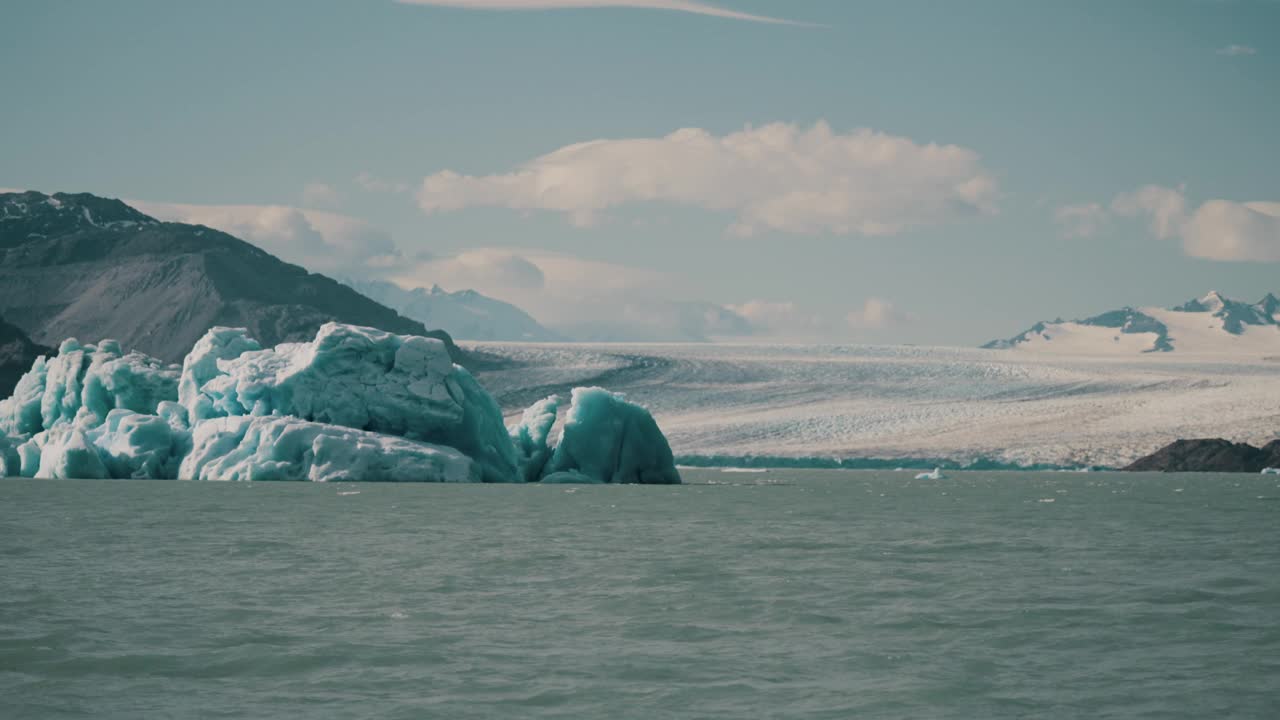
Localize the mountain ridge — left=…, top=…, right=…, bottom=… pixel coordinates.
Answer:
left=343, top=277, right=563, bottom=342
left=984, top=290, right=1280, bottom=354
left=0, top=191, right=466, bottom=365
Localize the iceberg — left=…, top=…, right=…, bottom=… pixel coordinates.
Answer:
left=539, top=387, right=680, bottom=485
left=509, top=394, right=560, bottom=483
left=180, top=323, right=517, bottom=482
left=0, top=324, right=681, bottom=484
left=0, top=338, right=179, bottom=437
left=179, top=416, right=479, bottom=483
left=914, top=467, right=946, bottom=480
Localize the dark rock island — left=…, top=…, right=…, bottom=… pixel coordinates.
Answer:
left=1124, top=438, right=1280, bottom=473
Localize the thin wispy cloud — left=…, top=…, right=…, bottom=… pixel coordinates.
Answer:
left=393, top=0, right=810, bottom=26
left=1216, top=44, right=1257, bottom=56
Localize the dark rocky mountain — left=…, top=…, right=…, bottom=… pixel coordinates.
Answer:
left=0, top=315, right=54, bottom=398
left=1123, top=438, right=1280, bottom=473
left=0, top=191, right=464, bottom=365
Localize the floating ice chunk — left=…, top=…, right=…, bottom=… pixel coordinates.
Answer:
left=508, top=394, right=560, bottom=483
left=181, top=323, right=517, bottom=482
left=179, top=415, right=480, bottom=483
left=0, top=337, right=179, bottom=437
left=914, top=467, right=946, bottom=480
left=1263, top=467, right=1280, bottom=475
left=540, top=387, right=680, bottom=485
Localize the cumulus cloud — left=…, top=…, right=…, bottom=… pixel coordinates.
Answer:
left=1111, top=184, right=1280, bottom=262
left=301, top=182, right=342, bottom=208
left=1054, top=202, right=1108, bottom=238
left=1182, top=200, right=1280, bottom=262
left=416, top=122, right=999, bottom=237
left=131, top=201, right=402, bottom=275
left=1217, top=44, right=1257, bottom=56
left=393, top=0, right=807, bottom=25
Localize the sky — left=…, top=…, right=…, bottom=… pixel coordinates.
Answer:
left=2, top=0, right=1278, bottom=344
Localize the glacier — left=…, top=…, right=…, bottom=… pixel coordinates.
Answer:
left=0, top=323, right=680, bottom=483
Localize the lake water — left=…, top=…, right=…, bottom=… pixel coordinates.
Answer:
left=2, top=470, right=1278, bottom=719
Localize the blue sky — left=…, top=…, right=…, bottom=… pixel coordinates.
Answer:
left=3, top=0, right=1278, bottom=343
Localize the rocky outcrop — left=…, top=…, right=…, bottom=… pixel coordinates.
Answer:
left=1123, top=438, right=1280, bottom=473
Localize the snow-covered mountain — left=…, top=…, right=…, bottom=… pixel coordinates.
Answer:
left=342, top=278, right=563, bottom=342
left=984, top=290, right=1280, bottom=355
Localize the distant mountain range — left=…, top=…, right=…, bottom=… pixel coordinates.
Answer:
left=0, top=191, right=464, bottom=366
left=984, top=290, right=1280, bottom=354
left=343, top=278, right=563, bottom=342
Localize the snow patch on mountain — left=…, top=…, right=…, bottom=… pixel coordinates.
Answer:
left=984, top=290, right=1280, bottom=355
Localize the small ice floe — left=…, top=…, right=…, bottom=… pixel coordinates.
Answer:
left=915, top=467, right=946, bottom=480
left=1262, top=467, right=1280, bottom=475
left=337, top=490, right=361, bottom=496
left=721, top=468, right=769, bottom=473
left=1038, top=498, right=1056, bottom=503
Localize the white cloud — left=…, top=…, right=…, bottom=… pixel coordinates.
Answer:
left=1217, top=44, right=1257, bottom=56
left=1111, top=184, right=1280, bottom=262
left=417, top=122, right=999, bottom=237
left=1182, top=200, right=1280, bottom=262
left=131, top=201, right=402, bottom=275
left=301, top=181, right=342, bottom=208
left=393, top=0, right=807, bottom=25
left=1054, top=202, right=1108, bottom=238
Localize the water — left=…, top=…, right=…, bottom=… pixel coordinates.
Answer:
left=2, top=471, right=1278, bottom=719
